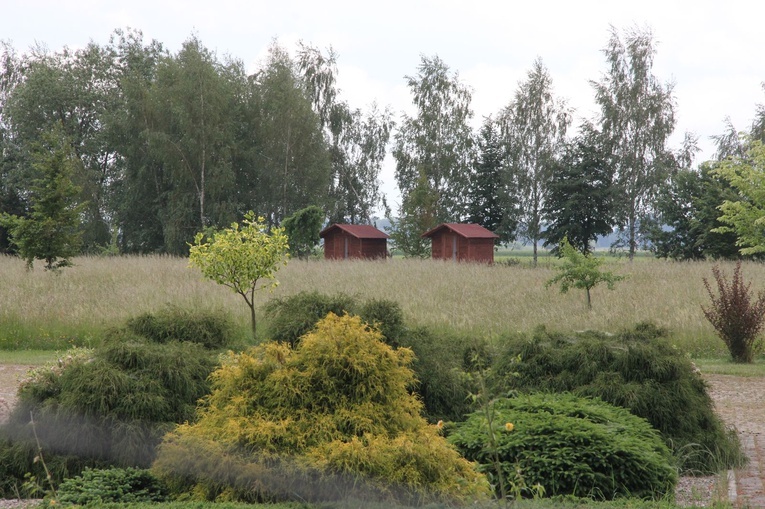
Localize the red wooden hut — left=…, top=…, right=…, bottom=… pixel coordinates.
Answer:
left=320, top=224, right=389, bottom=260
left=422, top=223, right=498, bottom=263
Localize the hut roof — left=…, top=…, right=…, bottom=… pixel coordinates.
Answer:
left=319, top=224, right=389, bottom=239
left=421, top=223, right=499, bottom=239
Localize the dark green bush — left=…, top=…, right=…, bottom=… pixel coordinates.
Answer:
left=56, top=467, right=167, bottom=505
left=0, top=323, right=220, bottom=496
left=450, top=393, right=677, bottom=501
left=263, top=291, right=355, bottom=347
left=125, top=306, right=238, bottom=349
left=490, top=323, right=744, bottom=474
left=357, top=298, right=407, bottom=347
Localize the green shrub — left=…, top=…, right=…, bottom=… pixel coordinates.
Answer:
left=490, top=323, right=744, bottom=474
left=56, top=467, right=167, bottom=505
left=449, top=393, right=677, bottom=501
left=357, top=298, right=407, bottom=347
left=263, top=291, right=355, bottom=347
left=125, top=306, right=238, bottom=349
left=153, top=313, right=491, bottom=505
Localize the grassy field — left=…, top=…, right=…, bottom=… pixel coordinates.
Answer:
left=1, top=253, right=764, bottom=359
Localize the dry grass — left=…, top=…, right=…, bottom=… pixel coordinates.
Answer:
left=1, top=254, right=763, bottom=355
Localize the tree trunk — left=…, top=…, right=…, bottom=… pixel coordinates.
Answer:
left=585, top=287, right=592, bottom=310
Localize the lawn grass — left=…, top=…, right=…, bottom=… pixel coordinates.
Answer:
left=0, top=349, right=59, bottom=365
left=1, top=254, right=762, bottom=357
left=694, top=357, right=765, bottom=376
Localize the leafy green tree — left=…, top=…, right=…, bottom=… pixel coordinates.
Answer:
left=3, top=42, right=120, bottom=252
left=243, top=42, right=330, bottom=227
left=144, top=36, right=240, bottom=253
left=188, top=212, right=289, bottom=338
left=647, top=162, right=740, bottom=260
left=713, top=140, right=765, bottom=255
left=543, top=127, right=615, bottom=255
left=499, top=58, right=571, bottom=266
left=468, top=116, right=516, bottom=244
left=0, top=125, right=85, bottom=270
left=282, top=205, right=324, bottom=259
left=297, top=44, right=394, bottom=224
left=592, top=25, right=676, bottom=261
left=392, top=55, right=474, bottom=256
left=546, top=238, right=624, bottom=310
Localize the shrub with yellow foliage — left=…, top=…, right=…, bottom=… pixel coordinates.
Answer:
left=152, top=313, right=490, bottom=505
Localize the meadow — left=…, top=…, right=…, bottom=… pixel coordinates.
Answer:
left=1, top=252, right=762, bottom=359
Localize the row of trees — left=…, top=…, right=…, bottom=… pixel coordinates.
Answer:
left=0, top=29, right=392, bottom=258
left=2, top=25, right=764, bottom=265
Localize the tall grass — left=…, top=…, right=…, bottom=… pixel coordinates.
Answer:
left=1, top=254, right=762, bottom=356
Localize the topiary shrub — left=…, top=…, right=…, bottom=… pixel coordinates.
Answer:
left=263, top=291, right=356, bottom=347
left=490, top=324, right=744, bottom=474
left=449, top=393, right=677, bottom=501
left=56, top=467, right=168, bottom=505
left=125, top=306, right=239, bottom=349
left=152, top=313, right=491, bottom=505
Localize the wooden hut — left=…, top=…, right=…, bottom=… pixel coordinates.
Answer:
left=422, top=223, right=498, bottom=263
left=320, top=224, right=389, bottom=260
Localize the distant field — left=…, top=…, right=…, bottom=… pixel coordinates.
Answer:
left=0, top=253, right=762, bottom=357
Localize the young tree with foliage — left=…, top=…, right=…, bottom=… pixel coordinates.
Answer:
left=546, top=238, right=624, bottom=310
left=499, top=58, right=571, bottom=266
left=188, top=212, right=289, bottom=338
left=0, top=125, right=85, bottom=270
left=282, top=205, right=324, bottom=259
left=543, top=127, right=615, bottom=255
left=391, top=55, right=474, bottom=256
left=702, top=262, right=765, bottom=363
left=468, top=116, right=517, bottom=244
left=713, top=140, right=765, bottom=256
left=592, top=25, right=676, bottom=261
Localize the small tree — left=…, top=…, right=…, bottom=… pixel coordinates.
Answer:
left=546, top=238, right=624, bottom=310
left=0, top=125, right=85, bottom=270
left=702, top=262, right=765, bottom=363
left=188, top=212, right=289, bottom=338
left=282, top=205, right=324, bottom=259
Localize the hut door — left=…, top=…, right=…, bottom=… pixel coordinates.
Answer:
left=344, top=237, right=349, bottom=259
left=452, top=235, right=457, bottom=261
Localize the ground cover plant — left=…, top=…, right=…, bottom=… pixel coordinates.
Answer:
left=488, top=323, right=745, bottom=474
left=450, top=393, right=677, bottom=501
left=0, top=307, right=237, bottom=497
left=152, top=313, right=491, bottom=505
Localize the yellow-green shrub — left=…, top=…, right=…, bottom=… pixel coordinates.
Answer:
left=152, top=313, right=490, bottom=505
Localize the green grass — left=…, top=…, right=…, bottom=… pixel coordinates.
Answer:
left=694, top=357, right=765, bottom=376
left=1, top=254, right=762, bottom=358
left=0, top=349, right=59, bottom=364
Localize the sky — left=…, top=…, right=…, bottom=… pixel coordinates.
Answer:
left=3, top=0, right=765, bottom=210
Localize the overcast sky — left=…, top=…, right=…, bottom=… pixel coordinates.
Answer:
left=3, top=0, right=764, bottom=209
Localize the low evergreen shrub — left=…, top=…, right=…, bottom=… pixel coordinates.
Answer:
left=449, top=393, right=677, bottom=501
left=263, top=291, right=355, bottom=347
left=152, top=313, right=491, bottom=505
left=0, top=314, right=221, bottom=496
left=125, top=306, right=238, bottom=349
left=56, top=467, right=167, bottom=505
left=490, top=323, right=745, bottom=474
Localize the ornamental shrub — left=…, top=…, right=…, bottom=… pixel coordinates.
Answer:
left=0, top=314, right=220, bottom=496
left=702, top=261, right=765, bottom=363
left=263, top=291, right=355, bottom=347
left=490, top=323, right=744, bottom=474
left=125, top=306, right=240, bottom=349
left=450, top=393, right=677, bottom=500
left=56, top=467, right=167, bottom=506
left=152, top=313, right=491, bottom=505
